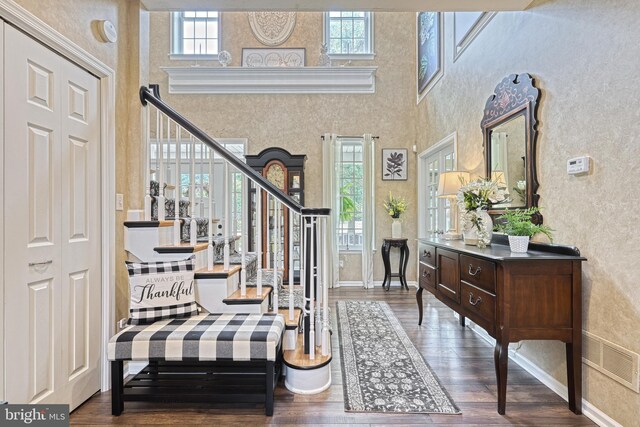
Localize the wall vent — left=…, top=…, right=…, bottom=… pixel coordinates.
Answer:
left=582, top=330, right=639, bottom=393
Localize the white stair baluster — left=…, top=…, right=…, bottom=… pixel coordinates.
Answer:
left=207, top=147, right=214, bottom=270
left=273, top=201, right=280, bottom=312
left=309, top=216, right=315, bottom=360
left=223, top=162, right=230, bottom=270
left=301, top=216, right=307, bottom=349
left=266, top=194, right=271, bottom=270
left=256, top=186, right=263, bottom=296
left=322, top=216, right=330, bottom=356
left=241, top=174, right=247, bottom=297
left=289, top=211, right=294, bottom=321
left=173, top=121, right=181, bottom=245
left=199, top=143, right=204, bottom=218
left=189, top=135, right=197, bottom=245
left=158, top=113, right=165, bottom=221
left=144, top=105, right=152, bottom=220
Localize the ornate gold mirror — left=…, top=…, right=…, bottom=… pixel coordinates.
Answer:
left=482, top=73, right=542, bottom=223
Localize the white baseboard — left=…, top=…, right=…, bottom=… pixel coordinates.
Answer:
left=466, top=322, right=622, bottom=427
left=125, top=361, right=147, bottom=377
left=336, top=280, right=418, bottom=290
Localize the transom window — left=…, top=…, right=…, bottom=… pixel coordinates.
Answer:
left=337, top=140, right=364, bottom=251
left=171, top=11, right=220, bottom=58
left=324, top=12, right=374, bottom=59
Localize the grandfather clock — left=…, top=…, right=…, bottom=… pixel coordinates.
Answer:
left=246, top=148, right=306, bottom=284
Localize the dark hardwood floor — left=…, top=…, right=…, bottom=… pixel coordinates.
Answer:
left=71, top=286, right=595, bottom=426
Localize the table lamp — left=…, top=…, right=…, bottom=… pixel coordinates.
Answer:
left=437, top=171, right=469, bottom=240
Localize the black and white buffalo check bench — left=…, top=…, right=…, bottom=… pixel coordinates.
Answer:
left=108, top=312, right=285, bottom=416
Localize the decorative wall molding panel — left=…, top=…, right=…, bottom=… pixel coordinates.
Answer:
left=248, top=12, right=296, bottom=46
left=162, top=66, right=378, bottom=94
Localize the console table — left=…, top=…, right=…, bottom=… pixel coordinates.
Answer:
left=381, top=238, right=409, bottom=290
left=416, top=235, right=586, bottom=415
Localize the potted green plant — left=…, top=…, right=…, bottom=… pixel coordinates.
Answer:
left=494, top=207, right=553, bottom=253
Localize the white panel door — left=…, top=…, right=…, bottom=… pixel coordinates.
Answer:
left=3, top=24, right=101, bottom=410
left=418, top=141, right=455, bottom=237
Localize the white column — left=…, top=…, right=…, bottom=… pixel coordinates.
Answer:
left=223, top=162, right=230, bottom=270
left=157, top=112, right=165, bottom=221
left=309, top=216, right=315, bottom=360
left=256, top=186, right=263, bottom=296
left=189, top=135, right=197, bottom=245
left=322, top=216, right=330, bottom=356
left=207, top=147, right=214, bottom=270
left=144, top=105, right=152, bottom=220
left=288, top=212, right=294, bottom=321
left=240, top=175, right=247, bottom=297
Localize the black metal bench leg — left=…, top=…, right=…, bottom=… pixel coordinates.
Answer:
left=265, top=361, right=274, bottom=416
left=111, top=361, right=124, bottom=416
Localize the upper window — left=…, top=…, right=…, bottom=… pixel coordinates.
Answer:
left=324, top=12, right=374, bottom=59
left=171, top=11, right=220, bottom=59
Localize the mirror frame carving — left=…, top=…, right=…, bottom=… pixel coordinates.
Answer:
left=482, top=73, right=542, bottom=223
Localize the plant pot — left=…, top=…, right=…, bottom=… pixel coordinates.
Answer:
left=392, top=218, right=402, bottom=238
left=508, top=235, right=530, bottom=253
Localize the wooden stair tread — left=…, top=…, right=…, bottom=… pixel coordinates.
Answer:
left=123, top=220, right=176, bottom=228
left=283, top=331, right=332, bottom=369
left=154, top=242, right=209, bottom=253
left=278, top=308, right=302, bottom=329
left=223, top=287, right=272, bottom=304
left=195, top=264, right=241, bottom=277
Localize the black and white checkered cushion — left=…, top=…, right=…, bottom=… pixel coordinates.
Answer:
left=108, top=313, right=285, bottom=362
left=126, top=256, right=198, bottom=325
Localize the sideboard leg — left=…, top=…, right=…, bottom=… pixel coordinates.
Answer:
left=494, top=341, right=509, bottom=415
left=416, top=288, right=424, bottom=325
left=459, top=315, right=465, bottom=328
left=566, top=341, right=582, bottom=414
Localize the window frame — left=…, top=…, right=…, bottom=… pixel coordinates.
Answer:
left=170, top=11, right=222, bottom=61
left=337, top=139, right=365, bottom=253
left=323, top=12, right=375, bottom=60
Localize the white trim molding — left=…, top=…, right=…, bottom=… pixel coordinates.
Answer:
left=466, top=322, right=623, bottom=427
left=162, top=65, right=378, bottom=94
left=0, top=0, right=116, bottom=394
left=453, top=11, right=497, bottom=62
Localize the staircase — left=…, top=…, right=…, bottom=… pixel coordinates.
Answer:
left=122, top=84, right=332, bottom=394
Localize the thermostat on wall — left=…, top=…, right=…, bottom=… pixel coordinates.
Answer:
left=97, top=20, right=117, bottom=43
left=567, top=156, right=591, bottom=175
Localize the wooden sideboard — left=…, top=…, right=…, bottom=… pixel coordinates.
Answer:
left=416, top=236, right=586, bottom=415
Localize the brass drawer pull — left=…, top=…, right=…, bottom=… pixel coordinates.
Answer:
left=469, top=293, right=482, bottom=306
left=423, top=250, right=431, bottom=258
left=422, top=270, right=431, bottom=279
left=468, top=264, right=482, bottom=276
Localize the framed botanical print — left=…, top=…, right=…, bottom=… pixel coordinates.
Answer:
left=417, top=12, right=444, bottom=104
left=382, top=149, right=408, bottom=181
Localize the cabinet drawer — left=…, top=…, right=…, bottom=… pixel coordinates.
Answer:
left=419, top=262, right=436, bottom=292
left=460, top=254, right=496, bottom=294
left=461, top=281, right=496, bottom=335
left=419, top=243, right=436, bottom=267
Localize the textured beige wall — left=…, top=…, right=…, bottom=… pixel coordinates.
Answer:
left=13, top=0, right=148, bottom=323
left=149, top=11, right=419, bottom=284
left=417, top=1, right=640, bottom=424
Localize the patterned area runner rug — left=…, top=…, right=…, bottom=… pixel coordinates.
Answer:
left=336, top=300, right=460, bottom=414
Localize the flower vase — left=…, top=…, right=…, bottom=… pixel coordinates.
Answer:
left=462, top=209, right=493, bottom=247
left=391, top=218, right=402, bottom=238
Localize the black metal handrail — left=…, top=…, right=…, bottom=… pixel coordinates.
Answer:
left=140, top=85, right=329, bottom=216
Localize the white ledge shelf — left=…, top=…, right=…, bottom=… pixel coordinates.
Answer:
left=161, top=66, right=378, bottom=94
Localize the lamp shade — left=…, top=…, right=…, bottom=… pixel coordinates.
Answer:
left=437, top=171, right=470, bottom=197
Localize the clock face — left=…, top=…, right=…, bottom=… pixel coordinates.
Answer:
left=265, top=163, right=286, bottom=190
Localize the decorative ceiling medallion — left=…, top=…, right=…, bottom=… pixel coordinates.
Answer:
left=248, top=12, right=297, bottom=46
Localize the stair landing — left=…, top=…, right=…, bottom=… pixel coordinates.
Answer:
left=283, top=332, right=332, bottom=369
